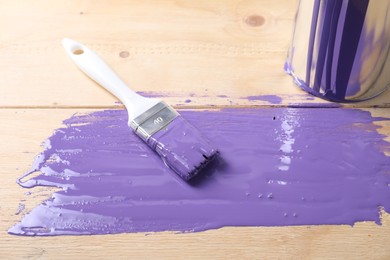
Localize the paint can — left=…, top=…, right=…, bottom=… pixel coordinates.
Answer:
left=285, top=0, right=390, bottom=102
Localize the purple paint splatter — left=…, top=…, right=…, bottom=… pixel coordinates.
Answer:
left=136, top=91, right=167, bottom=98
left=15, top=203, right=25, bottom=215
left=245, top=95, right=282, bottom=104
left=9, top=108, right=390, bottom=236
left=287, top=102, right=342, bottom=108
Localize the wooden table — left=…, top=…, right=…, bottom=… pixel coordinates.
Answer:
left=1, top=1, right=389, bottom=259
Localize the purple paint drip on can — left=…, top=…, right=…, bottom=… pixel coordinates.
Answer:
left=286, top=0, right=390, bottom=102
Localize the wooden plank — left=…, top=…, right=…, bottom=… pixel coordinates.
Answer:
left=0, top=108, right=389, bottom=259
left=1, top=0, right=390, bottom=259
left=1, top=0, right=389, bottom=108
left=0, top=223, right=390, bottom=259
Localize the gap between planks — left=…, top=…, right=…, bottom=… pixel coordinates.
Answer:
left=1, top=105, right=390, bottom=109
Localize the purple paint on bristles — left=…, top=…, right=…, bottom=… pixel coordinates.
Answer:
left=147, top=116, right=218, bottom=181
left=9, top=108, right=390, bottom=236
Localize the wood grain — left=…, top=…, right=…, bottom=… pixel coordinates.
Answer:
left=0, top=0, right=389, bottom=108
left=0, top=0, right=390, bottom=259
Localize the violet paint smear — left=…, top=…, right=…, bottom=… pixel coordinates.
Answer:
left=245, top=95, right=282, bottom=104
left=9, top=108, right=390, bottom=236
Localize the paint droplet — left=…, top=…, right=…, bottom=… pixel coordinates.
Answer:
left=185, top=99, right=191, bottom=103
left=267, top=193, right=273, bottom=199
left=245, top=15, right=265, bottom=27
left=119, top=51, right=129, bottom=58
left=258, top=193, right=263, bottom=199
left=15, top=203, right=25, bottom=215
left=293, top=213, right=297, bottom=217
left=245, top=192, right=250, bottom=196
left=284, top=213, right=288, bottom=217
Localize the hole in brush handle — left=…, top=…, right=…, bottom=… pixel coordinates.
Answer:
left=73, top=49, right=84, bottom=55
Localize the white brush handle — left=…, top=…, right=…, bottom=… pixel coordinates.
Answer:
left=62, top=38, right=160, bottom=120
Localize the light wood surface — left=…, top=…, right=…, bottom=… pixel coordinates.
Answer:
left=1, top=1, right=389, bottom=259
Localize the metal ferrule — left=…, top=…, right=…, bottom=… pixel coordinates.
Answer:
left=130, top=101, right=179, bottom=141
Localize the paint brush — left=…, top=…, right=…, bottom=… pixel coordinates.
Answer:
left=62, top=38, right=218, bottom=181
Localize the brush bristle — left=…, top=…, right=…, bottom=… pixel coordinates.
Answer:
left=146, top=116, right=218, bottom=181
